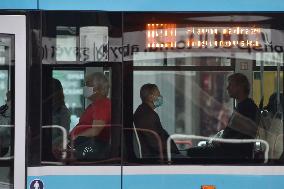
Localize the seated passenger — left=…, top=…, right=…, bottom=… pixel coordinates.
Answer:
left=187, top=73, right=259, bottom=162
left=133, top=83, right=179, bottom=159
left=70, top=72, right=111, bottom=160
left=0, top=91, right=12, bottom=125
left=51, top=78, right=71, bottom=140
left=0, top=91, right=13, bottom=157
left=42, top=78, right=70, bottom=161
left=264, top=92, right=283, bottom=117
left=260, top=92, right=284, bottom=160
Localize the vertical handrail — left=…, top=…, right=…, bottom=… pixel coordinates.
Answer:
left=260, top=53, right=264, bottom=109
left=276, top=53, right=282, bottom=115
left=42, top=125, right=68, bottom=160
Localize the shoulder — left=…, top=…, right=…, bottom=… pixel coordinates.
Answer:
left=95, top=98, right=111, bottom=107
left=238, top=98, right=258, bottom=111
left=134, top=103, right=153, bottom=114
left=60, top=105, right=71, bottom=116
left=134, top=104, right=158, bottom=120
left=237, top=98, right=259, bottom=121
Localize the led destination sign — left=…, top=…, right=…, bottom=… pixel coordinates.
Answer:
left=146, top=24, right=262, bottom=49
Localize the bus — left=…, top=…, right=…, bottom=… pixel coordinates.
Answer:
left=0, top=1, right=284, bottom=189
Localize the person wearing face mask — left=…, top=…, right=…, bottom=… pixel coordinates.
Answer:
left=133, top=83, right=179, bottom=159
left=69, top=72, right=111, bottom=160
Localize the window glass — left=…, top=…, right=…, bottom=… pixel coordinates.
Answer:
left=43, top=68, right=118, bottom=163
left=125, top=13, right=284, bottom=165
left=38, top=12, right=122, bottom=165
left=253, top=71, right=284, bottom=106
left=42, top=12, right=122, bottom=64
left=56, top=26, right=77, bottom=62
left=0, top=34, right=14, bottom=187
left=53, top=70, right=84, bottom=131
left=133, top=70, right=233, bottom=159
left=0, top=70, right=8, bottom=106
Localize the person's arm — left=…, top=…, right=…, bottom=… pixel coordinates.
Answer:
left=76, top=120, right=105, bottom=137
left=134, top=112, right=162, bottom=156
left=60, top=107, right=71, bottom=133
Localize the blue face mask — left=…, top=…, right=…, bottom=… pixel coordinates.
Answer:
left=153, top=95, right=163, bottom=108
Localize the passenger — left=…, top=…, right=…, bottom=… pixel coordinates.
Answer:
left=133, top=83, right=179, bottom=159
left=0, top=91, right=12, bottom=125
left=51, top=78, right=71, bottom=139
left=70, top=72, right=111, bottom=160
left=261, top=92, right=284, bottom=160
left=264, top=92, right=283, bottom=117
left=42, top=78, right=71, bottom=161
left=0, top=91, right=13, bottom=157
left=187, top=73, right=259, bottom=162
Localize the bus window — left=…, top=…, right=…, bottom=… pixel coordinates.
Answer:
left=124, top=12, right=284, bottom=165
left=0, top=70, right=8, bottom=106
left=0, top=33, right=14, bottom=187
left=42, top=67, right=120, bottom=164
left=253, top=71, right=283, bottom=107
left=28, top=12, right=123, bottom=166
left=133, top=70, right=233, bottom=138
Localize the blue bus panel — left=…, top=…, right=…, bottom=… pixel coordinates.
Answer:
left=0, top=0, right=37, bottom=9
left=27, top=174, right=284, bottom=189
left=0, top=0, right=284, bottom=11
left=27, top=175, right=121, bottom=189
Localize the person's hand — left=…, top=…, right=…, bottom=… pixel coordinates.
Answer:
left=52, top=143, right=63, bottom=160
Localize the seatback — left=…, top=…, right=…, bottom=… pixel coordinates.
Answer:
left=132, top=123, right=142, bottom=158
left=257, top=111, right=283, bottom=160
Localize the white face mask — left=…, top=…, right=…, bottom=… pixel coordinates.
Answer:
left=83, top=86, right=94, bottom=98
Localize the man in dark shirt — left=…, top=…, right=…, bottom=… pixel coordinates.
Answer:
left=187, top=73, right=259, bottom=162
left=134, top=83, right=179, bottom=159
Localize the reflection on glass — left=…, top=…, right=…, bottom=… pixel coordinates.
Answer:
left=146, top=25, right=262, bottom=49
left=80, top=26, right=109, bottom=62
left=133, top=71, right=233, bottom=138
left=53, top=70, right=84, bottom=131
left=253, top=71, right=284, bottom=106
left=56, top=26, right=77, bottom=62
left=0, top=34, right=14, bottom=187
left=0, top=71, right=8, bottom=106
left=0, top=36, right=13, bottom=65
left=134, top=52, right=232, bottom=66
left=256, top=53, right=283, bottom=66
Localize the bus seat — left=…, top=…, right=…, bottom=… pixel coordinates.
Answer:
left=132, top=123, right=142, bottom=159
left=256, top=112, right=283, bottom=160
left=126, top=126, right=164, bottom=161
left=42, top=125, right=68, bottom=163
left=274, top=134, right=283, bottom=160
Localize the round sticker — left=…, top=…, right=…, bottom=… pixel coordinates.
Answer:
left=30, top=179, right=44, bottom=189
